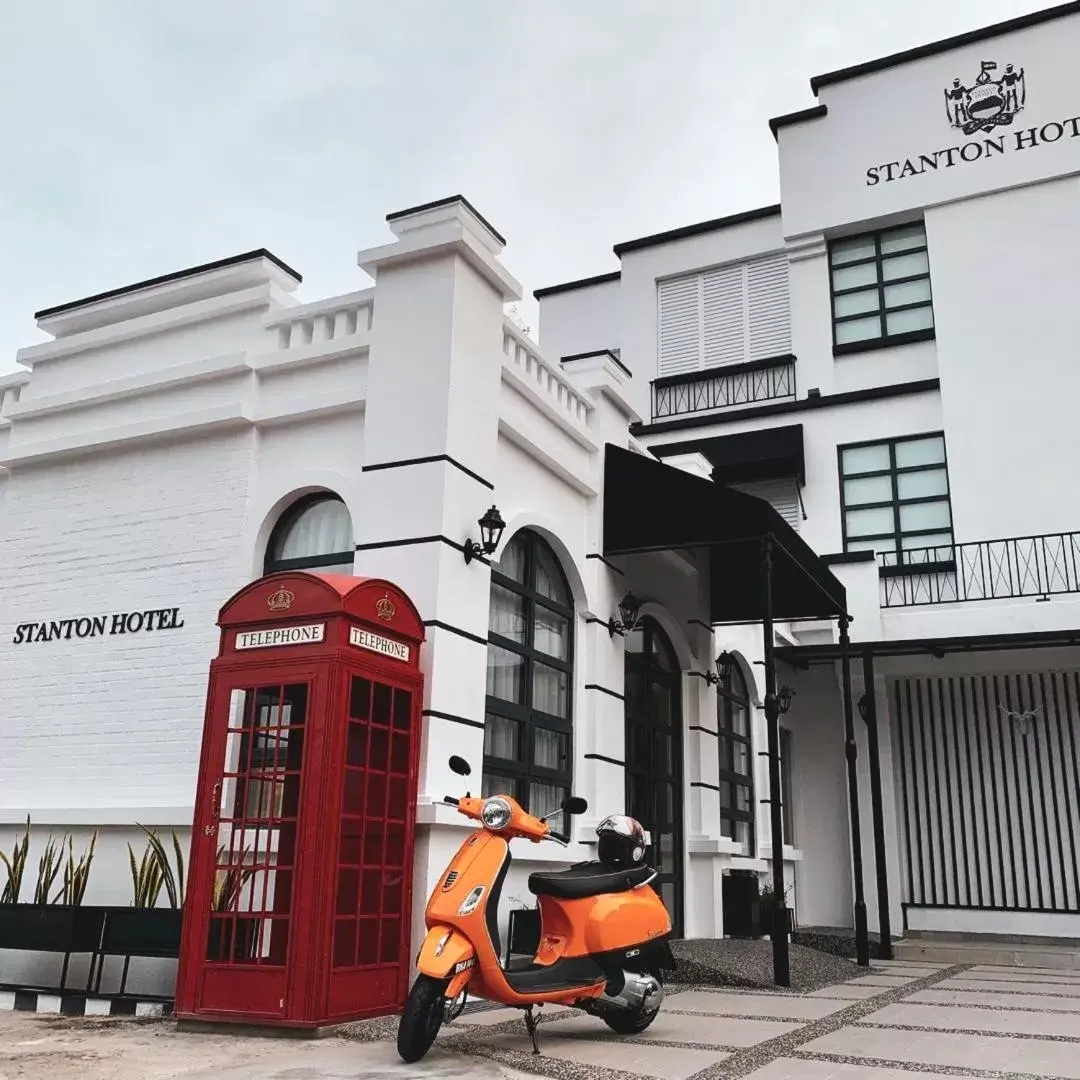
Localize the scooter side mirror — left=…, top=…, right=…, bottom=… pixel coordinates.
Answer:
left=449, top=755, right=472, bottom=777
left=562, top=796, right=588, bottom=816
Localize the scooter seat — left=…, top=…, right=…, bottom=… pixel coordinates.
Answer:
left=527, top=861, right=654, bottom=901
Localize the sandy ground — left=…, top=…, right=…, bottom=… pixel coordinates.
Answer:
left=0, top=1012, right=531, bottom=1080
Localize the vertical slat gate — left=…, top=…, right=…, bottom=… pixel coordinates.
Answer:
left=893, top=672, right=1080, bottom=913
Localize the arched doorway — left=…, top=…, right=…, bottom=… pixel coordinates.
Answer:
left=624, top=616, right=684, bottom=935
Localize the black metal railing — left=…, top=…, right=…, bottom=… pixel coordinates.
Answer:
left=879, top=532, right=1080, bottom=607
left=651, top=355, right=795, bottom=421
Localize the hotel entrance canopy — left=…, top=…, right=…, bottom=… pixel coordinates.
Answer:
left=602, top=444, right=846, bottom=623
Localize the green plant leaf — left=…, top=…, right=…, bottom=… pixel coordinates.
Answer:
left=172, top=831, right=186, bottom=908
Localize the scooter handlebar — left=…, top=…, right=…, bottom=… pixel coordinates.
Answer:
left=545, top=832, right=568, bottom=847
left=443, top=796, right=460, bottom=806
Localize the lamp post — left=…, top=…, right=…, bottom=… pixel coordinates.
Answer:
left=760, top=535, right=790, bottom=988
left=857, top=649, right=893, bottom=960
left=839, top=615, right=870, bottom=967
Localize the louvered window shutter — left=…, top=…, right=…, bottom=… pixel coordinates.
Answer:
left=657, top=276, right=701, bottom=377
left=729, top=478, right=802, bottom=531
left=747, top=256, right=792, bottom=360
left=702, top=266, right=745, bottom=367
left=658, top=254, right=791, bottom=377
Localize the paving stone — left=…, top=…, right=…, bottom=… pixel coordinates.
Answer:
left=670, top=991, right=848, bottom=1020
left=863, top=1000, right=1080, bottom=1037
left=845, top=975, right=919, bottom=987
left=456, top=1008, right=529, bottom=1027
left=745, top=1057, right=962, bottom=1080
left=939, top=977, right=1080, bottom=997
left=869, top=965, right=944, bottom=977
left=477, top=1031, right=728, bottom=1079
left=801, top=1025, right=1080, bottom=1077
left=911, top=987, right=1080, bottom=1012
left=963, top=967, right=1080, bottom=984
left=541, top=1010, right=800, bottom=1047
left=972, top=965, right=1080, bottom=979
left=807, top=984, right=889, bottom=1000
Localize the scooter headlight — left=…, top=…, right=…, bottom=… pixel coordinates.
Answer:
left=481, top=796, right=512, bottom=830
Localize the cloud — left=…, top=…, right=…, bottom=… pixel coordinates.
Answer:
left=0, top=0, right=1040, bottom=373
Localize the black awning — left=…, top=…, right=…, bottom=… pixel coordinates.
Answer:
left=603, top=444, right=846, bottom=623
left=652, top=424, right=805, bottom=485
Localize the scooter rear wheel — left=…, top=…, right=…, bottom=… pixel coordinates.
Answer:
left=397, top=974, right=449, bottom=1063
left=602, top=1003, right=661, bottom=1035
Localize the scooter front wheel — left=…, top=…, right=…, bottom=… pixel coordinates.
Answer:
left=397, top=974, right=450, bottom=1063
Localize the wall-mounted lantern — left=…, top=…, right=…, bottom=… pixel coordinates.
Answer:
left=703, top=649, right=735, bottom=686
left=608, top=592, right=643, bottom=638
left=463, top=505, right=506, bottom=565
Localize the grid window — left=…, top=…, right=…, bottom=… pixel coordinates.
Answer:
left=840, top=433, right=954, bottom=570
left=483, top=530, right=574, bottom=838
left=829, top=222, right=935, bottom=353
left=717, top=662, right=754, bottom=853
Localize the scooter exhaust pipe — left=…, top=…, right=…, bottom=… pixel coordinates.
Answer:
left=590, top=970, right=665, bottom=1013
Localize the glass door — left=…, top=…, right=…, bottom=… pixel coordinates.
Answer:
left=624, top=617, right=684, bottom=936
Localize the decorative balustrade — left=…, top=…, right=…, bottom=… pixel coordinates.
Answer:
left=0, top=374, right=29, bottom=422
left=264, top=290, right=374, bottom=351
left=502, top=320, right=594, bottom=428
left=879, top=532, right=1080, bottom=607
left=651, top=356, right=795, bottom=421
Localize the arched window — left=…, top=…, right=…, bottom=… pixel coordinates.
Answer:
left=717, top=659, right=754, bottom=852
left=483, top=529, right=574, bottom=836
left=264, top=494, right=354, bottom=576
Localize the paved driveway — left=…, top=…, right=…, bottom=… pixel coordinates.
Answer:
left=431, top=958, right=1080, bottom=1078
left=4, top=959, right=1080, bottom=1079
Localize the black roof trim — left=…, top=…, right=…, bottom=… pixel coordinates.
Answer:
left=534, top=271, right=621, bottom=299
left=810, top=1, right=1080, bottom=95
left=613, top=205, right=781, bottom=257
left=769, top=104, right=828, bottom=140
left=34, top=249, right=301, bottom=321
left=821, top=551, right=877, bottom=566
left=632, top=378, right=941, bottom=437
left=385, top=194, right=506, bottom=246
left=779, top=627, right=1080, bottom=665
left=560, top=349, right=632, bottom=379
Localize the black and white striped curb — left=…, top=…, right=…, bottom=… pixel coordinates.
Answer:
left=0, top=989, right=171, bottom=1018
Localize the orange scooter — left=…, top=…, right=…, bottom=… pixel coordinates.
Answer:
left=397, top=755, right=673, bottom=1063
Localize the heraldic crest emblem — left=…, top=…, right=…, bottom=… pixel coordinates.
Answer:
left=945, top=60, right=1026, bottom=135
left=266, top=585, right=295, bottom=612
left=376, top=594, right=396, bottom=621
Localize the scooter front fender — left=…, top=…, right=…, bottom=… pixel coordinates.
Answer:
left=416, top=925, right=477, bottom=982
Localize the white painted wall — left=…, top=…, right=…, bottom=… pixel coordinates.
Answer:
left=535, top=277, right=621, bottom=364
left=927, top=176, right=1080, bottom=540
left=0, top=432, right=254, bottom=814
left=777, top=12, right=1080, bottom=238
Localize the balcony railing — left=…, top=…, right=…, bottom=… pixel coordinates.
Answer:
left=878, top=532, right=1080, bottom=607
left=651, top=355, right=795, bottom=421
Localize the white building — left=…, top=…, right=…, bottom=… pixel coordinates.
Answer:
left=3, top=1, right=1080, bottom=1007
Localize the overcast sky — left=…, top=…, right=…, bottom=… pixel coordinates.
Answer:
left=0, top=0, right=1044, bottom=374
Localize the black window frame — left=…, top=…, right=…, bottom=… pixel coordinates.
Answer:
left=838, top=431, right=955, bottom=577
left=716, top=661, right=754, bottom=854
left=779, top=726, right=794, bottom=847
left=483, top=529, right=575, bottom=839
left=828, top=221, right=936, bottom=356
left=264, top=493, right=354, bottom=574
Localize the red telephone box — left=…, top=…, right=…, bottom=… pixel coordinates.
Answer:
left=174, top=572, right=426, bottom=1030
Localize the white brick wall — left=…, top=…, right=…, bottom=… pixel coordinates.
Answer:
left=0, top=431, right=255, bottom=813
